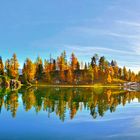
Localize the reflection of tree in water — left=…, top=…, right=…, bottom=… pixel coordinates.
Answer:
left=22, top=88, right=36, bottom=111
left=4, top=90, right=18, bottom=118
left=0, top=89, right=11, bottom=113
left=0, top=87, right=140, bottom=121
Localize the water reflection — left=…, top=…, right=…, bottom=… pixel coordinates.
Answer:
left=0, top=87, right=140, bottom=121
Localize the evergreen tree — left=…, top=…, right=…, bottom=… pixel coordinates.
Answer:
left=99, top=56, right=105, bottom=71
left=84, top=62, right=87, bottom=70
left=91, top=54, right=98, bottom=67
left=35, top=56, right=43, bottom=80
left=0, top=56, right=4, bottom=75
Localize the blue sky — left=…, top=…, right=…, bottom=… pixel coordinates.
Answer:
left=0, top=0, right=140, bottom=72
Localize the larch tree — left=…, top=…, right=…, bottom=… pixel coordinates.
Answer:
left=118, top=68, right=123, bottom=78
left=123, top=66, right=129, bottom=80
left=113, top=66, right=119, bottom=78
left=107, top=73, right=112, bottom=83
left=22, top=58, right=35, bottom=83
left=93, top=65, right=99, bottom=80
left=10, top=53, right=19, bottom=79
left=5, top=59, right=11, bottom=77
left=57, top=51, right=67, bottom=71
left=71, top=53, right=78, bottom=71
left=89, top=65, right=94, bottom=84
left=109, top=66, right=114, bottom=78
left=67, top=68, right=73, bottom=83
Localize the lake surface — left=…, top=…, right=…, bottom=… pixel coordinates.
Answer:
left=0, top=86, right=140, bottom=140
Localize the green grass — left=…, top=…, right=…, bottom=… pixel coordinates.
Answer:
left=23, top=78, right=129, bottom=88
left=31, top=83, right=123, bottom=88
left=112, top=78, right=126, bottom=83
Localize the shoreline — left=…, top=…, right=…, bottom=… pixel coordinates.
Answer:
left=30, top=84, right=123, bottom=88
left=2, top=82, right=140, bottom=89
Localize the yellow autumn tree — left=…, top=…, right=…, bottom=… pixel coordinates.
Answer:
left=107, top=73, right=112, bottom=83
left=71, top=53, right=78, bottom=70
left=5, top=54, right=19, bottom=79
left=22, top=58, right=36, bottom=83
left=10, top=53, right=19, bottom=79
left=67, top=68, right=73, bottom=83
left=57, top=51, right=67, bottom=71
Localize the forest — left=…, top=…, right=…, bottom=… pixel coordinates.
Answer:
left=0, top=51, right=140, bottom=87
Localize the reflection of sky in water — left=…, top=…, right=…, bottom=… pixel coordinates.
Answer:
left=0, top=94, right=140, bottom=140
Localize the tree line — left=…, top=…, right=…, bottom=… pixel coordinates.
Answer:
left=0, top=51, right=140, bottom=85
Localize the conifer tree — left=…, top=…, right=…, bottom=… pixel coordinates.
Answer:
left=35, top=56, right=43, bottom=80
left=22, top=58, right=36, bottom=83
left=0, top=56, right=4, bottom=75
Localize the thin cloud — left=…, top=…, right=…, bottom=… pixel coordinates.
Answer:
left=106, top=32, right=140, bottom=39
left=64, top=44, right=139, bottom=56
left=117, top=20, right=140, bottom=27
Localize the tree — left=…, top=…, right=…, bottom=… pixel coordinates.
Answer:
left=67, top=68, right=73, bottom=83
left=52, top=59, right=56, bottom=71
left=118, top=68, right=123, bottom=78
left=89, top=65, right=94, bottom=84
left=111, top=60, right=117, bottom=67
left=76, top=62, right=80, bottom=70
left=71, top=53, right=78, bottom=70
left=91, top=54, right=99, bottom=67
left=0, top=56, right=4, bottom=75
left=35, top=56, right=43, bottom=80
left=110, top=66, right=114, bottom=78
left=107, top=74, right=112, bottom=83
left=60, top=70, right=65, bottom=82
left=99, top=56, right=105, bottom=71
left=130, top=72, right=136, bottom=82
left=123, top=66, right=128, bottom=80
left=84, top=62, right=87, bottom=70
left=93, top=65, right=99, bottom=80
left=9, top=53, right=19, bottom=79
left=128, top=69, right=132, bottom=81
left=5, top=59, right=10, bottom=77
left=22, top=63, right=27, bottom=83
left=22, top=58, right=36, bottom=83
left=57, top=51, right=67, bottom=71
left=113, top=66, right=119, bottom=78
left=44, top=59, right=51, bottom=82
left=137, top=71, right=140, bottom=82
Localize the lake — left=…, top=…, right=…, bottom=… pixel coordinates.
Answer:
left=0, top=86, right=140, bottom=140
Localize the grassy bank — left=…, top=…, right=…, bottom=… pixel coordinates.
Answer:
left=28, top=78, right=126, bottom=88
left=30, top=83, right=123, bottom=88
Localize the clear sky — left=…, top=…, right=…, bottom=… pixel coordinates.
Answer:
left=0, top=0, right=140, bottom=72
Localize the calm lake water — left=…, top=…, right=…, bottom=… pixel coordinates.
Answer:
left=0, top=86, right=140, bottom=140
